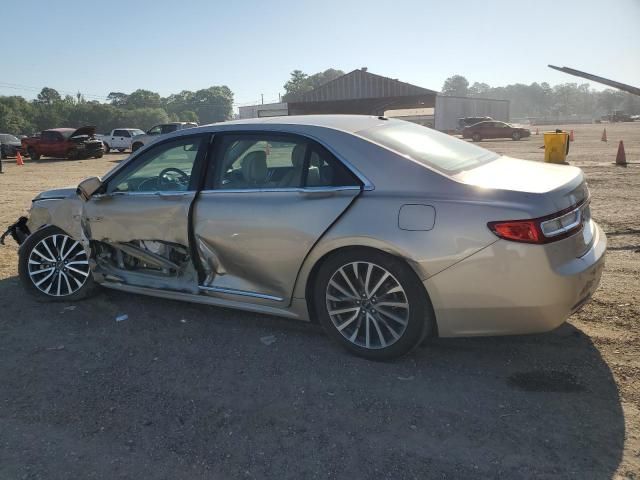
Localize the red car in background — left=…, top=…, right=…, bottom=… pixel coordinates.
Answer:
left=462, top=121, right=531, bottom=142
left=22, top=126, right=104, bottom=160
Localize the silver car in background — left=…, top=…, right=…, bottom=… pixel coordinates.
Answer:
left=5, top=115, right=606, bottom=360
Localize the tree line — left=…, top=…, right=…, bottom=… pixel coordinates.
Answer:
left=441, top=74, right=640, bottom=119
left=0, top=86, right=234, bottom=135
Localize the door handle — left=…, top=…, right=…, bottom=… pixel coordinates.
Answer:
left=298, top=189, right=337, bottom=199
left=155, top=191, right=191, bottom=200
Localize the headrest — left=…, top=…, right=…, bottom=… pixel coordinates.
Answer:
left=291, top=144, right=306, bottom=168
left=241, top=151, right=268, bottom=185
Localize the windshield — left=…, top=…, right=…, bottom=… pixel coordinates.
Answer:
left=358, top=121, right=498, bottom=174
left=0, top=134, right=19, bottom=143
left=131, top=129, right=145, bottom=136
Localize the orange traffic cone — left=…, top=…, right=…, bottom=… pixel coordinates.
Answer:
left=569, top=130, right=574, bottom=142
left=616, top=140, right=627, bottom=166
left=601, top=128, right=607, bottom=142
left=16, top=151, right=24, bottom=166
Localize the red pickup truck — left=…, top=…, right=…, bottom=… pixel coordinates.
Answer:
left=22, top=126, right=104, bottom=160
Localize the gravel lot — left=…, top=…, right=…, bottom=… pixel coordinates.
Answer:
left=0, top=123, right=639, bottom=479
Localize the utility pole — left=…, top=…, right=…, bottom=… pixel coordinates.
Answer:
left=261, top=94, right=264, bottom=105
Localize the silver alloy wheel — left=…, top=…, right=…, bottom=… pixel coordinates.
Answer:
left=27, top=233, right=90, bottom=296
left=325, top=261, right=410, bottom=349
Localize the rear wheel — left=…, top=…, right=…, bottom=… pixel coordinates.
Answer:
left=472, top=133, right=482, bottom=142
left=132, top=142, right=143, bottom=152
left=18, top=226, right=97, bottom=302
left=512, top=131, right=521, bottom=141
left=314, top=249, right=434, bottom=360
left=28, top=147, right=40, bottom=160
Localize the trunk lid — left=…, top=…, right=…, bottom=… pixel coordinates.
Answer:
left=456, top=156, right=592, bottom=256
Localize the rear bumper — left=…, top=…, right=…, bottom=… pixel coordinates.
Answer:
left=425, top=221, right=606, bottom=337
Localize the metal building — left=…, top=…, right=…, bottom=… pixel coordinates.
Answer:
left=287, top=68, right=438, bottom=116
left=238, top=102, right=289, bottom=119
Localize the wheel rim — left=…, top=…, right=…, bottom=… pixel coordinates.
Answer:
left=27, top=233, right=90, bottom=296
left=325, top=261, right=410, bottom=350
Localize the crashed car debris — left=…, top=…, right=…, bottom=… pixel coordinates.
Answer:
left=21, top=126, right=104, bottom=160
left=2, top=115, right=606, bottom=360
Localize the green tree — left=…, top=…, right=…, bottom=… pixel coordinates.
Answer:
left=36, top=87, right=62, bottom=105
left=107, top=92, right=129, bottom=107
left=126, top=89, right=162, bottom=109
left=441, top=75, right=469, bottom=96
left=283, top=70, right=310, bottom=101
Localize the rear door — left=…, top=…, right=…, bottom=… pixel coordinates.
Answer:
left=193, top=132, right=361, bottom=305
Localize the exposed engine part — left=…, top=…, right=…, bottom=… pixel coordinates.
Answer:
left=94, top=240, right=190, bottom=276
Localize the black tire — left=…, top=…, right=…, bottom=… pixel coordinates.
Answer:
left=512, top=131, right=521, bottom=141
left=313, top=248, right=435, bottom=360
left=28, top=147, right=40, bottom=161
left=67, top=149, right=79, bottom=160
left=93, top=153, right=103, bottom=159
left=132, top=142, right=143, bottom=152
left=103, top=143, right=111, bottom=154
left=472, top=133, right=482, bottom=142
left=18, top=226, right=98, bottom=302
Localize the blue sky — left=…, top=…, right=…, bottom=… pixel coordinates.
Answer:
left=2, top=0, right=639, bottom=106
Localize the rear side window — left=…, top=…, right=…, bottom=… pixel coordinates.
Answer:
left=358, top=121, right=498, bottom=174
left=161, top=125, right=178, bottom=134
left=210, top=133, right=360, bottom=190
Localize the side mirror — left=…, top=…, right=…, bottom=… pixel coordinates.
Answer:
left=77, top=176, right=102, bottom=201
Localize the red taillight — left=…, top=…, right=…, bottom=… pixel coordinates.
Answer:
left=488, top=220, right=543, bottom=244
left=488, top=202, right=587, bottom=245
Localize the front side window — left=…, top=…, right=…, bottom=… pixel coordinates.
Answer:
left=147, top=126, right=162, bottom=135
left=161, top=124, right=178, bottom=134
left=106, top=137, right=203, bottom=193
left=214, top=134, right=359, bottom=190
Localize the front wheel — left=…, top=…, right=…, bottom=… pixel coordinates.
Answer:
left=132, top=142, right=143, bottom=152
left=472, top=133, right=482, bottom=142
left=28, top=147, right=40, bottom=160
left=18, top=226, right=98, bottom=301
left=314, top=249, right=434, bottom=360
left=512, top=131, right=521, bottom=141
left=93, top=153, right=103, bottom=159
left=103, top=143, right=111, bottom=153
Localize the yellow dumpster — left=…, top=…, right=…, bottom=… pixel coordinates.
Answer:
left=543, top=130, right=570, bottom=164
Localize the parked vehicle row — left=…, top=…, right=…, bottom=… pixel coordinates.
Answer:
left=5, top=122, right=199, bottom=161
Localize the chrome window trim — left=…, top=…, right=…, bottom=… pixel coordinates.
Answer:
left=199, top=285, right=283, bottom=302
left=93, top=190, right=194, bottom=198
left=198, top=186, right=361, bottom=195
left=540, top=204, right=585, bottom=237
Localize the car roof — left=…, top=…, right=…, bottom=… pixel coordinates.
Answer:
left=208, top=115, right=391, bottom=134
left=46, top=128, right=75, bottom=132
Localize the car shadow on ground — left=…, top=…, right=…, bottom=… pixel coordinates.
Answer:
left=0, top=277, right=624, bottom=479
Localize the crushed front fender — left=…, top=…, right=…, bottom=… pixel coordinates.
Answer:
left=0, top=216, right=31, bottom=246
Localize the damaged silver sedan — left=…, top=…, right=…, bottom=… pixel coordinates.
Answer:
left=3, top=115, right=606, bottom=359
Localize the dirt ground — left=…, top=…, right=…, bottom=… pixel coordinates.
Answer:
left=0, top=122, right=639, bottom=479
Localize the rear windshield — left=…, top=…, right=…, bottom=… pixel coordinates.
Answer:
left=0, top=134, right=19, bottom=143
left=358, top=121, right=498, bottom=174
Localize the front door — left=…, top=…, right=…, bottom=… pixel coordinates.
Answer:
left=83, top=134, right=209, bottom=288
left=193, top=132, right=361, bottom=305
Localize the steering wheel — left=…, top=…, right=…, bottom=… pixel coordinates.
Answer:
left=158, top=167, right=189, bottom=188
